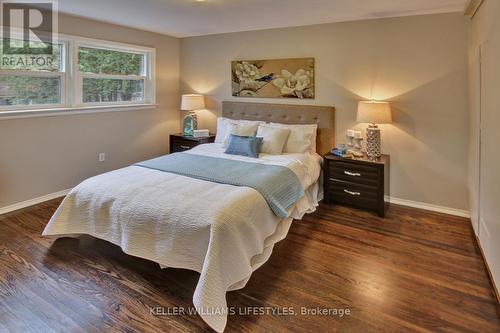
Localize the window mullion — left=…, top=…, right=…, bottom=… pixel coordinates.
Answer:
left=0, top=69, right=63, bottom=77
left=73, top=42, right=81, bottom=107
left=81, top=73, right=146, bottom=81
left=63, top=39, right=72, bottom=108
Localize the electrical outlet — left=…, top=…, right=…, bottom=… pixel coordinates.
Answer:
left=98, top=153, right=106, bottom=162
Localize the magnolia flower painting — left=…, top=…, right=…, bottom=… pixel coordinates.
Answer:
left=231, top=58, right=315, bottom=99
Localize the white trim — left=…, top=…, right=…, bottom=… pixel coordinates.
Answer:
left=75, top=100, right=147, bottom=108
left=476, top=235, right=500, bottom=304
left=385, top=196, right=470, bottom=218
left=0, top=189, right=71, bottom=216
left=0, top=103, right=158, bottom=120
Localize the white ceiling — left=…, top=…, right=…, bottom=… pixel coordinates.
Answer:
left=58, top=0, right=468, bottom=38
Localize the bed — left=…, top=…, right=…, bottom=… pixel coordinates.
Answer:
left=43, top=101, right=335, bottom=332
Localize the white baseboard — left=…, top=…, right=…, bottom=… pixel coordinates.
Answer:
left=0, top=189, right=71, bottom=215
left=476, top=234, right=500, bottom=305
left=385, top=196, right=470, bottom=218
left=0, top=189, right=470, bottom=219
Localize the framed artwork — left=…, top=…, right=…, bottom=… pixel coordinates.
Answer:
left=231, top=57, right=315, bottom=99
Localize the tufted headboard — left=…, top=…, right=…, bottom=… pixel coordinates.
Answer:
left=222, top=101, right=335, bottom=155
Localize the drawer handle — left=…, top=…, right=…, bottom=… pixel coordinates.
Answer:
left=344, top=189, right=361, bottom=196
left=344, top=171, right=361, bottom=177
left=180, top=145, right=191, bottom=149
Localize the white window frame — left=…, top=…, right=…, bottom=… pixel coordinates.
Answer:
left=0, top=30, right=68, bottom=111
left=0, top=30, right=156, bottom=117
left=73, top=37, right=155, bottom=107
left=0, top=68, right=67, bottom=111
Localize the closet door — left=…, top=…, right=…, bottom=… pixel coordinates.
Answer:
left=479, top=27, right=500, bottom=287
left=469, top=45, right=481, bottom=235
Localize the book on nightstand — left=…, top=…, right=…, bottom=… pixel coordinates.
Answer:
left=331, top=150, right=353, bottom=158
left=331, top=145, right=353, bottom=159
left=193, top=129, right=210, bottom=138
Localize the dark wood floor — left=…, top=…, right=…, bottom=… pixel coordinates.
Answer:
left=1, top=199, right=499, bottom=333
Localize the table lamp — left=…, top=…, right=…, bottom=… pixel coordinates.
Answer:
left=356, top=101, right=392, bottom=158
left=181, top=94, right=205, bottom=136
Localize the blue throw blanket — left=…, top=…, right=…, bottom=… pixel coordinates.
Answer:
left=135, top=153, right=304, bottom=218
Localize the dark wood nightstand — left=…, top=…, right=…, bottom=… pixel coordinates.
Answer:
left=169, top=133, right=216, bottom=153
left=323, top=154, right=389, bottom=217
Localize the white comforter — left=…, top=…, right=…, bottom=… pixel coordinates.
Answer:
left=43, top=143, right=322, bottom=332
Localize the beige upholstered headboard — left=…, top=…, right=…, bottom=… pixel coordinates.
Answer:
left=222, top=101, right=335, bottom=155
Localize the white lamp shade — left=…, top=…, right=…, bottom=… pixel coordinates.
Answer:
left=356, top=101, right=392, bottom=124
left=181, top=94, right=205, bottom=111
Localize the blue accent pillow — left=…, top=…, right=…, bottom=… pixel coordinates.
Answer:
left=224, top=134, right=263, bottom=158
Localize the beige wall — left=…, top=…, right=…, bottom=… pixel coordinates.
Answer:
left=0, top=12, right=471, bottom=212
left=468, top=0, right=500, bottom=292
left=0, top=14, right=180, bottom=208
left=181, top=13, right=470, bottom=210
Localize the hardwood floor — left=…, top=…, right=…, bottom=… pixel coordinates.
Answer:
left=1, top=199, right=499, bottom=332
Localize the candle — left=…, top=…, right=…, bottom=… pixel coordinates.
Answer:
left=347, top=129, right=355, bottom=137
left=353, top=131, right=363, bottom=139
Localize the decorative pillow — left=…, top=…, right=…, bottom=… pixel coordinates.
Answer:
left=269, top=123, right=318, bottom=153
left=256, top=125, right=291, bottom=155
left=224, top=134, right=263, bottom=158
left=215, top=117, right=263, bottom=144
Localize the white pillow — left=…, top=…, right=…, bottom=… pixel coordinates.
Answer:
left=215, top=117, right=237, bottom=144
left=269, top=123, right=318, bottom=153
left=231, top=123, right=259, bottom=136
left=239, top=119, right=264, bottom=126
left=256, top=125, right=291, bottom=155
left=222, top=123, right=259, bottom=147
left=215, top=117, right=263, bottom=144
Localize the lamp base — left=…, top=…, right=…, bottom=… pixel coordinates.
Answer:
left=366, top=124, right=381, bottom=158
left=182, top=111, right=198, bottom=136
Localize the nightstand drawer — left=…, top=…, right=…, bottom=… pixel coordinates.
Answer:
left=328, top=180, right=378, bottom=209
left=172, top=139, right=196, bottom=152
left=330, top=162, right=380, bottom=186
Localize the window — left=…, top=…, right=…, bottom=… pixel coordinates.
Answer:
left=0, top=39, right=65, bottom=107
left=77, top=46, right=149, bottom=105
left=0, top=32, right=155, bottom=114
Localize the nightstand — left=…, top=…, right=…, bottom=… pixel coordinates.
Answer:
left=169, top=133, right=216, bottom=153
left=323, top=154, right=389, bottom=217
